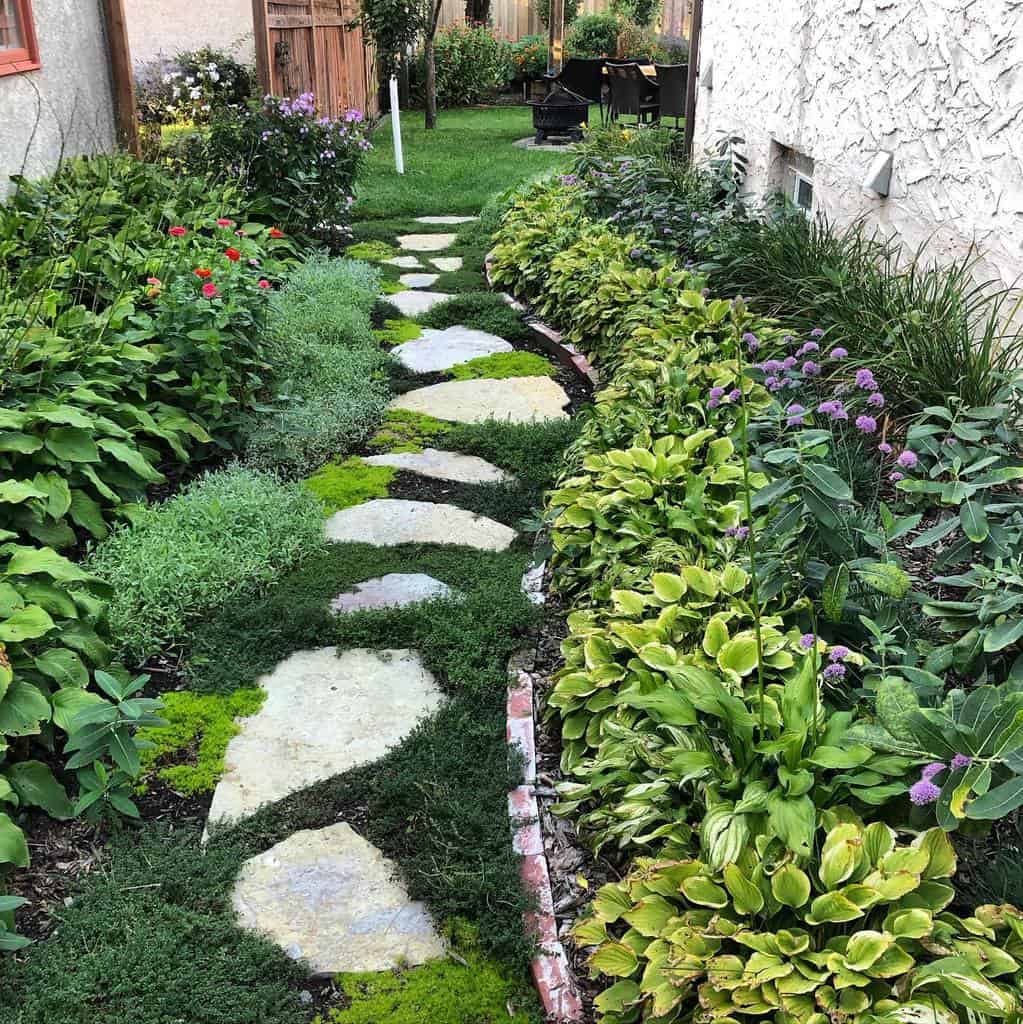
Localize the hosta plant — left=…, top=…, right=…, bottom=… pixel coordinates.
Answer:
left=577, top=819, right=1023, bottom=1023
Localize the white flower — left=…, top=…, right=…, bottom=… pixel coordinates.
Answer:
left=189, top=87, right=202, bottom=100
left=210, top=71, right=220, bottom=82
left=171, top=87, right=181, bottom=98
left=185, top=75, right=195, bottom=85
left=161, top=73, right=173, bottom=84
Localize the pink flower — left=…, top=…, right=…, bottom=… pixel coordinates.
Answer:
left=889, top=471, right=904, bottom=482
left=202, top=282, right=219, bottom=299
left=216, top=217, right=235, bottom=227
left=168, top=226, right=187, bottom=237
left=146, top=276, right=162, bottom=286
left=258, top=279, right=270, bottom=289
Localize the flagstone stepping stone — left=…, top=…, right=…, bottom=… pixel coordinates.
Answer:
left=331, top=572, right=457, bottom=615
left=415, top=215, right=476, bottom=224
left=392, top=325, right=512, bottom=373
left=397, top=233, right=457, bottom=252
left=207, top=648, right=442, bottom=825
left=325, top=499, right=516, bottom=550
left=388, top=290, right=452, bottom=317
left=384, top=255, right=423, bottom=269
left=398, top=272, right=440, bottom=289
left=364, top=448, right=511, bottom=484
left=390, top=377, right=570, bottom=424
left=233, top=823, right=446, bottom=976
left=431, top=256, right=463, bottom=272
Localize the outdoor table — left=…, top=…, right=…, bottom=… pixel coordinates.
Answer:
left=601, top=64, right=658, bottom=79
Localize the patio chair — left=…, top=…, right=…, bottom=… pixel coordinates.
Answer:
left=654, top=63, right=688, bottom=130
left=546, top=57, right=607, bottom=125
left=606, top=63, right=660, bottom=126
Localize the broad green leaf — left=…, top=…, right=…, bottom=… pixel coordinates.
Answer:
left=0, top=813, right=29, bottom=868
left=960, top=501, right=989, bottom=543
left=843, top=930, right=892, bottom=971
left=0, top=680, right=50, bottom=735
left=5, top=546, right=95, bottom=582
left=51, top=688, right=106, bottom=732
left=723, top=864, right=764, bottom=914
left=804, top=462, right=853, bottom=501
left=982, top=618, right=1023, bottom=653
left=771, top=863, right=811, bottom=907
left=0, top=480, right=47, bottom=505
left=589, top=941, right=639, bottom=977
left=717, top=635, right=759, bottom=676
left=681, top=875, right=729, bottom=908
left=965, top=776, right=1023, bottom=820
left=650, top=572, right=685, bottom=603
left=622, top=895, right=675, bottom=937
left=0, top=604, right=55, bottom=642
left=7, top=762, right=73, bottom=819
left=44, top=427, right=99, bottom=463
left=34, top=649, right=89, bottom=688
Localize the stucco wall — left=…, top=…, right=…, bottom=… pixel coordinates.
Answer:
left=125, top=0, right=254, bottom=67
left=0, top=0, right=117, bottom=192
left=694, top=0, right=1023, bottom=288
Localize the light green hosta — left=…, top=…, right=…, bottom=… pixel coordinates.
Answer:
left=577, top=819, right=1023, bottom=1023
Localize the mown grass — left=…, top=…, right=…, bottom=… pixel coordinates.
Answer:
left=355, top=107, right=568, bottom=220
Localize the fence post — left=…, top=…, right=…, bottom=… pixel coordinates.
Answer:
left=252, top=0, right=272, bottom=97
left=101, top=0, right=140, bottom=156
left=683, top=0, right=703, bottom=161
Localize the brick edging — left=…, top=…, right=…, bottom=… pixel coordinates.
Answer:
left=484, top=252, right=599, bottom=388
left=508, top=563, right=584, bottom=1022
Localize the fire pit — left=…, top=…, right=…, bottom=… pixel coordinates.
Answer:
left=528, top=84, right=590, bottom=144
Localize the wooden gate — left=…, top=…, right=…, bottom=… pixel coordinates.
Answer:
left=252, top=0, right=379, bottom=119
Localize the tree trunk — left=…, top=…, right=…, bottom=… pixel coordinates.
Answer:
left=465, top=0, right=491, bottom=22
left=424, top=34, right=437, bottom=129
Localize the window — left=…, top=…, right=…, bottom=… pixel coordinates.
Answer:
left=793, top=171, right=814, bottom=212
left=0, top=0, right=40, bottom=77
left=768, top=141, right=815, bottom=214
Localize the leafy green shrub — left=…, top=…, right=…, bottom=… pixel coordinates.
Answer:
left=187, top=94, right=370, bottom=236
left=86, top=467, right=323, bottom=660
left=243, top=256, right=391, bottom=473
left=566, top=12, right=622, bottom=57
left=534, top=0, right=581, bottom=28
left=508, top=34, right=549, bottom=81
left=304, top=457, right=395, bottom=514
left=411, top=24, right=512, bottom=109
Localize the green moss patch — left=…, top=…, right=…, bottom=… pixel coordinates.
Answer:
left=449, top=351, right=554, bottom=381
left=345, top=240, right=397, bottom=262
left=319, top=922, right=539, bottom=1023
left=304, top=457, right=395, bottom=514
left=137, top=689, right=265, bottom=796
left=419, top=292, right=531, bottom=343
left=375, top=318, right=422, bottom=347
left=432, top=268, right=487, bottom=294
left=379, top=278, right=406, bottom=295
left=367, top=410, right=451, bottom=454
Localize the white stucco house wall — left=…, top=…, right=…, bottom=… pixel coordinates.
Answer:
left=0, top=0, right=117, bottom=193
left=124, top=0, right=254, bottom=68
left=694, top=0, right=1023, bottom=287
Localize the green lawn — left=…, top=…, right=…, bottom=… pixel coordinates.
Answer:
left=355, top=106, right=568, bottom=220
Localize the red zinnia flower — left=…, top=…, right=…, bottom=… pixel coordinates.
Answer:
left=202, top=282, right=219, bottom=299
left=269, top=228, right=284, bottom=238
left=193, top=268, right=212, bottom=279
left=216, top=218, right=235, bottom=227
left=258, top=279, right=270, bottom=289
left=146, top=276, right=162, bottom=286
left=168, top=226, right=187, bottom=237
left=224, top=247, right=241, bottom=262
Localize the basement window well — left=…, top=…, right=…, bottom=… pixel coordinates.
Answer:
left=770, top=142, right=815, bottom=213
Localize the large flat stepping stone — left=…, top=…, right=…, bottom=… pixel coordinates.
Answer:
left=325, top=499, right=516, bottom=549
left=364, top=448, right=511, bottom=484
left=397, top=233, right=456, bottom=252
left=207, top=648, right=442, bottom=825
left=392, top=325, right=512, bottom=373
left=388, top=290, right=452, bottom=317
left=416, top=215, right=476, bottom=224
left=399, top=272, right=440, bottom=289
left=431, top=256, right=463, bottom=271
left=384, top=255, right=423, bottom=269
left=390, top=377, right=571, bottom=424
left=233, top=823, right=445, bottom=976
left=331, top=572, right=456, bottom=615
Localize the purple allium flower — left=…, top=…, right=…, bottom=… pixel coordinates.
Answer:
left=761, top=359, right=784, bottom=373
left=765, top=375, right=778, bottom=389
left=832, top=407, right=849, bottom=421
left=855, top=369, right=878, bottom=390
left=727, top=388, right=742, bottom=402
left=787, top=404, right=806, bottom=416
left=744, top=332, right=760, bottom=353
left=889, top=471, right=905, bottom=482
left=787, top=415, right=805, bottom=426
left=710, top=387, right=725, bottom=399
left=830, top=347, right=848, bottom=360
left=725, top=525, right=750, bottom=540
left=897, top=450, right=918, bottom=469
left=811, top=327, right=825, bottom=338
left=818, top=400, right=840, bottom=415
left=951, top=753, right=972, bottom=771
left=708, top=398, right=720, bottom=409
left=701, top=288, right=710, bottom=297
left=878, top=442, right=893, bottom=455
left=802, top=360, right=821, bottom=376
left=868, top=392, right=885, bottom=408
left=922, top=762, right=946, bottom=780
left=782, top=355, right=797, bottom=370
left=797, top=341, right=820, bottom=356
left=769, top=380, right=784, bottom=392
left=823, top=662, right=847, bottom=679
left=559, top=173, right=579, bottom=185
left=910, top=779, right=942, bottom=806
left=828, top=645, right=851, bottom=662
left=630, top=248, right=643, bottom=259
left=799, top=633, right=816, bottom=650
left=856, top=415, right=877, bottom=434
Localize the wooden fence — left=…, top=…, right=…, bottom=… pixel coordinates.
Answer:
left=253, top=0, right=379, bottom=118
left=438, top=0, right=610, bottom=42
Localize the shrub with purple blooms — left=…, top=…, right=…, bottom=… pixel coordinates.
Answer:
left=187, top=93, right=370, bottom=237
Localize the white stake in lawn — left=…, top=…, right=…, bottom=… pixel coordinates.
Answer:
left=390, top=76, right=405, bottom=175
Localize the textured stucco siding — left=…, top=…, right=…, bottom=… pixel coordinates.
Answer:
left=695, top=0, right=1023, bottom=287
left=0, top=0, right=117, bottom=192
left=125, top=0, right=254, bottom=67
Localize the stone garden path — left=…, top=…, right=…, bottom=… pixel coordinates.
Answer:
left=207, top=220, right=571, bottom=982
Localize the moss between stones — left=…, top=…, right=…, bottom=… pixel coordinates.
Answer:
left=431, top=268, right=487, bottom=294
left=367, top=410, right=451, bottom=454
left=379, top=278, right=406, bottom=295
left=304, top=457, right=396, bottom=514
left=317, top=922, right=539, bottom=1024
left=137, top=689, right=264, bottom=796
left=448, top=351, right=554, bottom=381
left=345, top=240, right=397, bottom=262
left=374, top=318, right=422, bottom=347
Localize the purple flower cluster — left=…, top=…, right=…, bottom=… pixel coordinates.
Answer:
left=725, top=525, right=750, bottom=540
left=707, top=386, right=742, bottom=410
left=909, top=755, right=972, bottom=806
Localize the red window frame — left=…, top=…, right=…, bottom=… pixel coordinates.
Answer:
left=0, top=0, right=41, bottom=77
